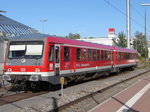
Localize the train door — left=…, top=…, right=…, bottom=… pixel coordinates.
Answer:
left=111, top=50, right=115, bottom=69
left=112, top=49, right=117, bottom=72
left=49, top=44, right=54, bottom=73
left=54, top=44, right=60, bottom=76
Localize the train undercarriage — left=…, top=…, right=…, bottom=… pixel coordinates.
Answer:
left=3, top=65, right=136, bottom=91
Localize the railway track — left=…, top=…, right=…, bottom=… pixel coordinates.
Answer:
left=0, top=67, right=149, bottom=112
left=50, top=68, right=150, bottom=112
left=0, top=90, right=49, bottom=106
left=0, top=69, right=135, bottom=107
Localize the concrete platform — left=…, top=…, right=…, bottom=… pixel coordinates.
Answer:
left=88, top=73, right=150, bottom=112
left=0, top=68, right=149, bottom=112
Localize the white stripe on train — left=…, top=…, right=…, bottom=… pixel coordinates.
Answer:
left=5, top=63, right=136, bottom=77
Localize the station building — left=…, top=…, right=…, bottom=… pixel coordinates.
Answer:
left=78, top=28, right=118, bottom=46
left=0, top=14, right=38, bottom=74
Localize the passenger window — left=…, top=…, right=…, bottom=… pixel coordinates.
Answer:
left=107, top=51, right=111, bottom=60
left=93, top=49, right=96, bottom=61
left=121, top=53, right=123, bottom=59
left=101, top=50, right=104, bottom=60
left=97, top=50, right=100, bottom=61
left=105, top=51, right=108, bottom=60
left=88, top=49, right=92, bottom=61
left=82, top=49, right=86, bottom=61
left=76, top=48, right=81, bottom=61
left=49, top=45, right=54, bottom=62
left=117, top=52, right=119, bottom=60
left=64, top=47, right=69, bottom=61
left=118, top=52, right=121, bottom=60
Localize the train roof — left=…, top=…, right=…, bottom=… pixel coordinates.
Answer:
left=114, top=46, right=137, bottom=53
left=9, top=34, right=137, bottom=53
left=10, top=33, right=49, bottom=39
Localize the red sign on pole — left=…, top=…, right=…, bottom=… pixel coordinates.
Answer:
left=108, top=28, right=115, bottom=34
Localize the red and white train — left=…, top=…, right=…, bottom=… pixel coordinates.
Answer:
left=3, top=34, right=138, bottom=89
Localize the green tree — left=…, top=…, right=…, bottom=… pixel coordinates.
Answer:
left=133, top=31, right=148, bottom=58
left=65, top=33, right=80, bottom=39
left=88, top=37, right=95, bottom=39
left=116, top=32, right=127, bottom=48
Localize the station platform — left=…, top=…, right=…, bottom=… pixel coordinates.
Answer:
left=88, top=74, right=150, bottom=112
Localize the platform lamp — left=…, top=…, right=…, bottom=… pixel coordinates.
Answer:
left=40, top=19, right=48, bottom=34
left=141, top=4, right=150, bottom=66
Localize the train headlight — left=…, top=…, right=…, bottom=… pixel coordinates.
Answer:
left=8, top=68, right=12, bottom=73
left=35, top=68, right=40, bottom=73
left=29, top=75, right=39, bottom=81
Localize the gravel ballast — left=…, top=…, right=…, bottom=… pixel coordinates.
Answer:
left=0, top=67, right=149, bottom=112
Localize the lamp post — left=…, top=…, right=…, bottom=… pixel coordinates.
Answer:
left=40, top=19, right=48, bottom=34
left=141, top=4, right=150, bottom=66
left=127, top=0, right=131, bottom=49
left=141, top=4, right=150, bottom=42
left=141, top=4, right=150, bottom=38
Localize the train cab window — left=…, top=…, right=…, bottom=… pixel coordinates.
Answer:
left=93, top=49, right=97, bottom=61
left=82, top=49, right=86, bottom=61
left=97, top=50, right=100, bottom=61
left=49, top=45, right=54, bottom=62
left=76, top=48, right=81, bottom=61
left=88, top=49, right=92, bottom=61
left=8, top=41, right=44, bottom=59
left=64, top=46, right=69, bottom=61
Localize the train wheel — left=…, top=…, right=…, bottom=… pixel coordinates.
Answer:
left=131, top=66, right=135, bottom=71
left=30, top=82, right=41, bottom=92
left=40, top=82, right=52, bottom=91
left=116, top=68, right=121, bottom=73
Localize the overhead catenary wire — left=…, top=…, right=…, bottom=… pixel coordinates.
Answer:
left=103, top=0, right=150, bottom=33
left=130, top=3, right=150, bottom=26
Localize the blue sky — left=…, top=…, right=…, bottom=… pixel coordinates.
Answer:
left=1, top=0, right=150, bottom=39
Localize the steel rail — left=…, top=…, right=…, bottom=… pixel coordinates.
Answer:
left=50, top=69, right=150, bottom=112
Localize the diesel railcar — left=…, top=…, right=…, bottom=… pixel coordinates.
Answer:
left=3, top=34, right=138, bottom=89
